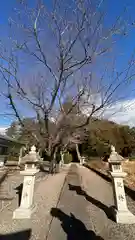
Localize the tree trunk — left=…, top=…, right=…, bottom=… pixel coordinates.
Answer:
left=49, top=158, right=54, bottom=174
left=75, top=144, right=82, bottom=164
left=18, top=146, right=26, bottom=165
left=60, top=151, right=64, bottom=165
left=49, top=147, right=57, bottom=174
left=49, top=156, right=55, bottom=174
left=18, top=147, right=23, bottom=165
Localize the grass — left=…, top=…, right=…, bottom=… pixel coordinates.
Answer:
left=122, top=161, right=135, bottom=189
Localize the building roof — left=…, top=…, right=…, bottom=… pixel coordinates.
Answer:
left=0, top=134, right=24, bottom=145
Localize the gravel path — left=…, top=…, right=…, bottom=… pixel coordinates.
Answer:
left=78, top=165, right=135, bottom=240
left=0, top=165, right=70, bottom=240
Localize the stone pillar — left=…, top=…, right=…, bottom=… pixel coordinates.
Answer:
left=18, top=146, right=26, bottom=165
left=0, top=155, right=6, bottom=168
left=0, top=161, right=4, bottom=168
left=60, top=151, right=64, bottom=167
left=81, top=156, right=86, bottom=164
left=109, top=145, right=135, bottom=224
left=13, top=146, right=39, bottom=219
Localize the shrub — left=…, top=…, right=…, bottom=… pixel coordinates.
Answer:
left=7, top=156, right=19, bottom=161
left=129, top=156, right=135, bottom=161
left=64, top=152, right=72, bottom=164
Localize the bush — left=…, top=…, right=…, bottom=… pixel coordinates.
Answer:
left=7, top=156, right=19, bottom=161
left=64, top=152, right=72, bottom=164
left=129, top=156, right=135, bottom=161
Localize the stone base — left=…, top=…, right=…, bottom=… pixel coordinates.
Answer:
left=13, top=205, right=35, bottom=219
left=112, top=207, right=135, bottom=224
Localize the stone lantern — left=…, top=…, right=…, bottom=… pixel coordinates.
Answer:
left=81, top=156, right=86, bottom=164
left=23, top=145, right=39, bottom=169
left=13, top=146, right=39, bottom=219
left=108, top=145, right=135, bottom=224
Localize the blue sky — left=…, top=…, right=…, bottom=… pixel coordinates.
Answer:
left=0, top=1, right=16, bottom=24
left=0, top=0, right=135, bottom=131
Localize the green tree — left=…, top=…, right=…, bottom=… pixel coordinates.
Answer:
left=6, top=121, right=20, bottom=139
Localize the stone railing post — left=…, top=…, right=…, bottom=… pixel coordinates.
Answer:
left=81, top=156, right=86, bottom=165
left=18, top=146, right=27, bottom=166
left=13, top=145, right=39, bottom=219
left=108, top=145, right=135, bottom=224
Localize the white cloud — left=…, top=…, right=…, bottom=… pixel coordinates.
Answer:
left=82, top=94, right=135, bottom=127
left=105, top=99, right=135, bottom=127
left=0, top=98, right=135, bottom=133
left=0, top=127, right=7, bottom=135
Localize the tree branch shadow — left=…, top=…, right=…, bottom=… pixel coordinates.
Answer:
left=51, top=208, right=104, bottom=240
left=68, top=184, right=115, bottom=222
left=0, top=229, right=31, bottom=240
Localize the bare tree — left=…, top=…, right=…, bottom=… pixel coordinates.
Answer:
left=0, top=0, right=135, bottom=172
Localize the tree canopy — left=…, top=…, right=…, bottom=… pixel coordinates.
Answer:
left=6, top=116, right=135, bottom=158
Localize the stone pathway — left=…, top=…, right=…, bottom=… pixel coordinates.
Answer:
left=47, top=164, right=103, bottom=240
left=78, top=165, right=135, bottom=240
left=31, top=166, right=69, bottom=240
left=47, top=164, right=135, bottom=240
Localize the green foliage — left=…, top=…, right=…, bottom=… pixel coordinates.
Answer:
left=6, top=121, right=20, bottom=139
left=7, top=116, right=135, bottom=159
left=81, top=119, right=135, bottom=157
left=7, top=156, right=19, bottom=161
left=129, top=156, right=135, bottom=161
left=8, top=144, right=21, bottom=157
left=64, top=152, right=72, bottom=164
left=6, top=118, right=56, bottom=149
left=7, top=145, right=21, bottom=162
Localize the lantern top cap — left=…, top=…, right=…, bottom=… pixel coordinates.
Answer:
left=30, top=145, right=36, bottom=153
left=108, top=145, right=124, bottom=163
left=111, top=145, right=116, bottom=153
left=22, top=145, right=39, bottom=164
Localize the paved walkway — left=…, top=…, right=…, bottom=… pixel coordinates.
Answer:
left=47, top=164, right=103, bottom=240
left=47, top=164, right=135, bottom=240
left=78, top=165, right=135, bottom=240
left=0, top=164, right=135, bottom=239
